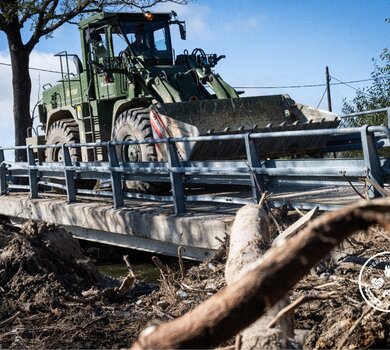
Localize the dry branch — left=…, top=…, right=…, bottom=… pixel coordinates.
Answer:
left=267, top=292, right=337, bottom=329
left=116, top=255, right=136, bottom=297
left=0, top=311, right=21, bottom=328
left=336, top=305, right=373, bottom=350
left=272, top=206, right=318, bottom=246
left=152, top=256, right=169, bottom=278
left=366, top=178, right=390, bottom=197
left=178, top=246, right=185, bottom=280
left=131, top=198, right=390, bottom=349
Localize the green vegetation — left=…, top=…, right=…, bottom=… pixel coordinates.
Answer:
left=341, top=34, right=390, bottom=158
left=342, top=49, right=390, bottom=128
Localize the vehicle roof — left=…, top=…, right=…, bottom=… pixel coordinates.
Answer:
left=78, top=12, right=172, bottom=29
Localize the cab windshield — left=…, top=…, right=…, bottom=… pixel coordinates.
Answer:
left=113, top=20, right=172, bottom=63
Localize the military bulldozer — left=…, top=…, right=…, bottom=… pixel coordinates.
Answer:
left=36, top=11, right=339, bottom=192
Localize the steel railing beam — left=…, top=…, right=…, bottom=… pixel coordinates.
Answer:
left=0, top=117, right=389, bottom=213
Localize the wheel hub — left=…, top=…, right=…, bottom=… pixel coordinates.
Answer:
left=123, top=136, right=142, bottom=162
left=55, top=147, right=64, bottom=163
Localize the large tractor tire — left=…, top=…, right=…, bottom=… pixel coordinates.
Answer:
left=112, top=107, right=167, bottom=193
left=46, top=119, right=81, bottom=163
left=45, top=119, right=95, bottom=191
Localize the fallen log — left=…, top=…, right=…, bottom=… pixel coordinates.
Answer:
left=131, top=198, right=390, bottom=349
left=225, top=204, right=293, bottom=349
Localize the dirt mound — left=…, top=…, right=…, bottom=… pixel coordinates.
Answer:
left=0, top=220, right=131, bottom=348
left=0, top=221, right=104, bottom=306
left=0, top=218, right=227, bottom=348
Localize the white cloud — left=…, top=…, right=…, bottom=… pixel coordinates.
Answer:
left=222, top=16, right=262, bottom=33
left=247, top=17, right=259, bottom=29
left=0, top=51, right=15, bottom=148
left=0, top=50, right=60, bottom=148
left=153, top=2, right=213, bottom=37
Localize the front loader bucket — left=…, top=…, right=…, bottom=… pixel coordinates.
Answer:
left=152, top=94, right=340, bottom=161
left=189, top=120, right=338, bottom=160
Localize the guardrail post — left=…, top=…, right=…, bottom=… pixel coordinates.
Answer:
left=387, top=108, right=390, bottom=129
left=0, top=148, right=7, bottom=195
left=62, top=144, right=76, bottom=203
left=244, top=134, right=265, bottom=204
left=167, top=139, right=185, bottom=214
left=108, top=142, right=124, bottom=208
left=361, top=127, right=383, bottom=198
left=27, top=146, right=38, bottom=199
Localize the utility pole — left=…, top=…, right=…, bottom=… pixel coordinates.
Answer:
left=325, top=66, right=332, bottom=112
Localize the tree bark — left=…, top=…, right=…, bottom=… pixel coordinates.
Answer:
left=7, top=26, right=33, bottom=161
left=225, top=204, right=293, bottom=349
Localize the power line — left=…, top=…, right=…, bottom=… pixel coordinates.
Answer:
left=233, top=77, right=380, bottom=90
left=235, top=83, right=326, bottom=89
left=330, top=75, right=373, bottom=98
left=316, top=87, right=328, bottom=109
left=1, top=60, right=389, bottom=90
left=0, top=62, right=62, bottom=74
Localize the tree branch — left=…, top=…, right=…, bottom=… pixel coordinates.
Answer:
left=0, top=16, right=6, bottom=31
left=131, top=198, right=390, bottom=349
left=116, top=0, right=188, bottom=10
left=26, top=0, right=93, bottom=50
left=0, top=0, right=20, bottom=33
left=25, top=0, right=57, bottom=49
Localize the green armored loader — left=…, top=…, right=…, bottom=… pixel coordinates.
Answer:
left=37, top=11, right=339, bottom=191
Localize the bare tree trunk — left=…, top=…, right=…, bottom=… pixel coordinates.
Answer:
left=225, top=204, right=293, bottom=349
left=7, top=28, right=32, bottom=161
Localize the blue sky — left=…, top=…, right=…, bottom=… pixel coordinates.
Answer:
left=0, top=0, right=389, bottom=146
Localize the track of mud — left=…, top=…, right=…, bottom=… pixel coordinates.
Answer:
left=0, top=209, right=389, bottom=349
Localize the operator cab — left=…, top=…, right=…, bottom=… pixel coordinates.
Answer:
left=81, top=12, right=185, bottom=68
left=117, top=19, right=172, bottom=64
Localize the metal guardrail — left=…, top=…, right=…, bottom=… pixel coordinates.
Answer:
left=0, top=110, right=389, bottom=214
left=340, top=107, right=390, bottom=128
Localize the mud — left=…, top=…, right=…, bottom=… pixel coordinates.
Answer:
left=0, top=220, right=145, bottom=348
left=0, top=218, right=227, bottom=349
left=0, top=210, right=389, bottom=349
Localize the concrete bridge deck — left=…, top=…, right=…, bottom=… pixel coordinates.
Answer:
left=0, top=193, right=236, bottom=260
left=0, top=183, right=373, bottom=260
